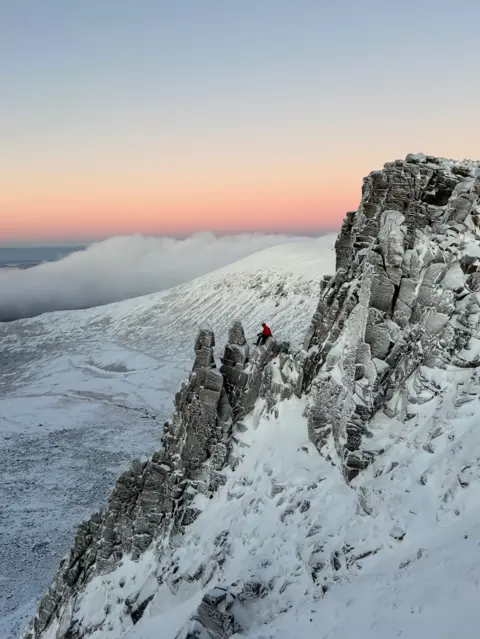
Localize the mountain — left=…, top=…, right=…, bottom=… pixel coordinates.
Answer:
left=22, top=152, right=480, bottom=639
left=0, top=235, right=335, bottom=639
left=0, top=233, right=319, bottom=322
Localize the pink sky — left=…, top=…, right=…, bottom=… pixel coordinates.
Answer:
left=2, top=140, right=479, bottom=243
left=0, top=163, right=359, bottom=242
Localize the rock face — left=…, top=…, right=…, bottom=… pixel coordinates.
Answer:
left=220, top=321, right=293, bottom=422
left=26, top=153, right=480, bottom=638
left=25, top=325, right=292, bottom=639
left=176, top=586, right=246, bottom=639
left=303, top=154, right=480, bottom=480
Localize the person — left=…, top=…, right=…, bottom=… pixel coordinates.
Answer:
left=256, top=322, right=272, bottom=346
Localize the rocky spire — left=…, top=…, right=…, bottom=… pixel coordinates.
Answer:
left=25, top=323, right=284, bottom=639
left=303, top=154, right=480, bottom=481
left=220, top=321, right=293, bottom=423
left=25, top=153, right=480, bottom=638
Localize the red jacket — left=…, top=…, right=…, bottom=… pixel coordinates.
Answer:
left=261, top=324, right=272, bottom=337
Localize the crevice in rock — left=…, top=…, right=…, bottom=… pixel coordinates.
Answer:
left=390, top=281, right=401, bottom=316
left=131, top=595, right=154, bottom=625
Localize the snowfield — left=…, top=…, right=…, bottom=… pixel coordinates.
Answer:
left=40, top=359, right=480, bottom=639
left=0, top=235, right=335, bottom=638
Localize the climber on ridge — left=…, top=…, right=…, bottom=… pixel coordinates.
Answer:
left=256, top=322, right=272, bottom=346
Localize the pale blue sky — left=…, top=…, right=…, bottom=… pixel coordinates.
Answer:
left=1, top=0, right=479, bottom=241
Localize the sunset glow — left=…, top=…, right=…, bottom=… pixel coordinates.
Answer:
left=1, top=1, right=479, bottom=243
left=1, top=166, right=359, bottom=240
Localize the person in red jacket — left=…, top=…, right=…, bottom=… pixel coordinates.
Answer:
left=256, top=322, right=272, bottom=346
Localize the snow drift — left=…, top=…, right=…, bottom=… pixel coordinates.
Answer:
left=0, top=232, right=314, bottom=321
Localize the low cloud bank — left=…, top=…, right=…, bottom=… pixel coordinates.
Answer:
left=0, top=232, right=314, bottom=321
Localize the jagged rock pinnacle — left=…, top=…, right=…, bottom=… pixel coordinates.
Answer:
left=25, top=322, right=291, bottom=639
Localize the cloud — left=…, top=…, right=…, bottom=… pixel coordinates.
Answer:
left=0, top=232, right=313, bottom=321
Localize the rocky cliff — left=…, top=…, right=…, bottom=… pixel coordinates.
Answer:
left=25, top=153, right=480, bottom=638
left=24, top=323, right=300, bottom=639
left=303, top=153, right=480, bottom=480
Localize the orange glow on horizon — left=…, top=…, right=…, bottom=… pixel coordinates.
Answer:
left=0, top=167, right=360, bottom=241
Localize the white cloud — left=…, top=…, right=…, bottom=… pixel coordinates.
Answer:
left=0, top=232, right=314, bottom=321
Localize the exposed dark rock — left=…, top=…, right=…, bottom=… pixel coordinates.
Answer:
left=25, top=153, right=480, bottom=639
left=303, top=154, right=480, bottom=480
left=25, top=324, right=286, bottom=639
left=236, top=580, right=270, bottom=603
left=178, top=586, right=246, bottom=639
left=131, top=594, right=154, bottom=624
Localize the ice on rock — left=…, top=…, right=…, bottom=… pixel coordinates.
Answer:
left=406, top=152, right=427, bottom=163
left=23, top=153, right=480, bottom=639
left=378, top=210, right=405, bottom=285
left=441, top=262, right=465, bottom=290
left=303, top=153, right=480, bottom=479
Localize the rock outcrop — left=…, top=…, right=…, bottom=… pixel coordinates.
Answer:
left=25, top=153, right=480, bottom=638
left=303, top=154, right=480, bottom=480
left=25, top=324, right=289, bottom=639
left=176, top=586, right=245, bottom=639
left=220, top=320, right=294, bottom=422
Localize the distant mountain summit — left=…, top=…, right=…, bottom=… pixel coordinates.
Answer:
left=25, top=154, right=480, bottom=639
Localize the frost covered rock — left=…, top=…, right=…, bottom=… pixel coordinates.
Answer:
left=25, top=322, right=282, bottom=639
left=303, top=154, right=480, bottom=480
left=220, top=322, right=293, bottom=421
left=25, top=327, right=229, bottom=638
left=25, top=154, right=480, bottom=639
left=176, top=586, right=245, bottom=639
left=194, top=324, right=217, bottom=370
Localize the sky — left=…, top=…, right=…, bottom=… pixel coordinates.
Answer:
left=1, top=0, right=479, bottom=244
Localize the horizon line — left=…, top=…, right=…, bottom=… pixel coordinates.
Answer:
left=0, top=227, right=342, bottom=248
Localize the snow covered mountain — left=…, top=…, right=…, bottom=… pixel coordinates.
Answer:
left=0, top=233, right=315, bottom=322
left=0, top=235, right=335, bottom=638
left=20, top=153, right=480, bottom=639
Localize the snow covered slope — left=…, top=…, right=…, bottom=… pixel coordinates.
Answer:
left=39, top=369, right=480, bottom=639
left=22, top=154, right=480, bottom=639
left=0, top=235, right=335, bottom=638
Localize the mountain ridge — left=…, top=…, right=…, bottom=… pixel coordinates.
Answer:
left=1, top=237, right=335, bottom=639
left=0, top=233, right=329, bottom=322
left=23, top=153, right=480, bottom=638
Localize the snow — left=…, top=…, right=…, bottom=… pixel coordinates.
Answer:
left=0, top=237, right=336, bottom=638
left=210, top=235, right=335, bottom=278
left=441, top=261, right=465, bottom=290
left=454, top=177, right=476, bottom=194
left=255, top=524, right=480, bottom=639
left=7, top=225, right=480, bottom=638
left=464, top=241, right=480, bottom=258
left=0, top=232, right=324, bottom=321
left=45, top=355, right=480, bottom=639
